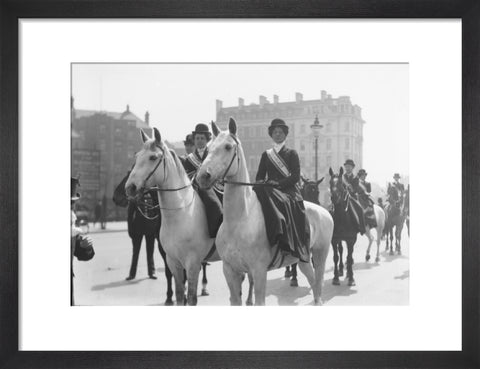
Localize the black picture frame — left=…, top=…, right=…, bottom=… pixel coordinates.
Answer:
left=1, top=1, right=479, bottom=368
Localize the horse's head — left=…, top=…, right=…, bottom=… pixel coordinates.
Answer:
left=301, top=175, right=323, bottom=204
left=329, top=167, right=346, bottom=206
left=125, top=127, right=168, bottom=200
left=197, top=117, right=241, bottom=189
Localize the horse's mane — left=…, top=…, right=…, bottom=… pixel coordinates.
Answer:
left=161, top=141, right=190, bottom=182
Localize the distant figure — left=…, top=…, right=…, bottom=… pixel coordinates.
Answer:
left=94, top=200, right=102, bottom=228
left=101, top=194, right=107, bottom=229
left=377, top=197, right=385, bottom=210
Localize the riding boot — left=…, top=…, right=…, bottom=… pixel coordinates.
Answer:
left=127, top=235, right=142, bottom=280
left=197, top=187, right=223, bottom=238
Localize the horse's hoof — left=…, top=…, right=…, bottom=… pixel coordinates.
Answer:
left=246, top=300, right=253, bottom=306
left=290, top=279, right=298, bottom=287
left=201, top=289, right=209, bottom=296
left=365, top=254, right=370, bottom=262
left=348, top=278, right=356, bottom=286
left=314, top=298, right=324, bottom=306
left=389, top=250, right=394, bottom=256
left=165, top=299, right=174, bottom=306
left=375, top=257, right=380, bottom=263
left=284, top=270, right=292, bottom=278
left=397, top=250, right=402, bottom=255
left=332, top=278, right=340, bottom=286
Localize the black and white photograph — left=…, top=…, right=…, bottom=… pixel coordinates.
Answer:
left=71, top=63, right=409, bottom=306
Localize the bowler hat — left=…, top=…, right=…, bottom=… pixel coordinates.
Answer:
left=71, top=177, right=81, bottom=201
left=393, top=173, right=401, bottom=179
left=344, top=159, right=355, bottom=167
left=268, top=118, right=289, bottom=137
left=192, top=123, right=212, bottom=140
left=357, top=169, right=367, bottom=176
left=183, top=134, right=194, bottom=146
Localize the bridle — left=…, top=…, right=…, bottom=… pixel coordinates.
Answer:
left=130, top=143, right=194, bottom=211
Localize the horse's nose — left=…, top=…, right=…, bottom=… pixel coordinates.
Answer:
left=126, top=183, right=136, bottom=197
left=205, top=169, right=211, bottom=180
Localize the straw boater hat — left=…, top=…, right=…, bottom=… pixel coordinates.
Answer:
left=183, top=134, right=194, bottom=146
left=268, top=118, right=289, bottom=137
left=393, top=173, right=401, bottom=179
left=192, top=123, right=212, bottom=141
left=344, top=159, right=355, bottom=167
left=71, top=177, right=81, bottom=201
left=357, top=169, right=367, bottom=176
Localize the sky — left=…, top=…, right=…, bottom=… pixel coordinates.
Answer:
left=72, top=63, right=409, bottom=185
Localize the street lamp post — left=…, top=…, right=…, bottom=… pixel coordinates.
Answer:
left=310, top=114, right=323, bottom=181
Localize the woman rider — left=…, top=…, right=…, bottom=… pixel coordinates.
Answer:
left=182, top=123, right=223, bottom=238
left=254, top=118, right=309, bottom=263
left=356, top=169, right=377, bottom=229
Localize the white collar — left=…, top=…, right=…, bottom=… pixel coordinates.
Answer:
left=273, top=141, right=285, bottom=153
left=197, top=147, right=206, bottom=156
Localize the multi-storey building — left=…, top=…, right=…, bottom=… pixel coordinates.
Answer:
left=215, top=91, right=365, bottom=204
left=71, top=100, right=152, bottom=220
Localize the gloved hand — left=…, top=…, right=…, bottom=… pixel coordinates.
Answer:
left=79, top=235, right=93, bottom=249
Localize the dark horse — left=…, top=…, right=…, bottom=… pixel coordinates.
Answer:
left=284, top=176, right=326, bottom=286
left=404, top=185, right=410, bottom=237
left=384, top=183, right=406, bottom=255
left=328, top=167, right=358, bottom=286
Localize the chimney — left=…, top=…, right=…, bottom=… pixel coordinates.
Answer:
left=327, top=94, right=332, bottom=99
left=144, top=111, right=150, bottom=125
left=295, top=92, right=303, bottom=103
left=238, top=97, right=244, bottom=107
left=126, top=104, right=130, bottom=112
left=216, top=99, right=223, bottom=113
left=259, top=95, right=267, bottom=107
left=273, top=95, right=279, bottom=105
left=321, top=90, right=327, bottom=100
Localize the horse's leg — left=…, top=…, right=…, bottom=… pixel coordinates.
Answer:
left=311, top=240, right=330, bottom=305
left=389, top=228, right=394, bottom=255
left=338, top=241, right=344, bottom=276
left=246, top=272, right=254, bottom=306
left=157, top=239, right=173, bottom=305
left=201, top=262, right=209, bottom=296
left=252, top=268, right=268, bottom=306
left=290, top=263, right=298, bottom=287
left=284, top=266, right=291, bottom=278
left=375, top=226, right=382, bottom=263
left=145, top=234, right=156, bottom=279
left=396, top=222, right=403, bottom=255
left=346, top=238, right=356, bottom=286
left=167, top=256, right=186, bottom=306
left=365, top=227, right=373, bottom=262
left=185, top=260, right=201, bottom=306
left=223, top=262, right=243, bottom=306
left=126, top=235, right=142, bottom=280
left=332, top=242, right=340, bottom=285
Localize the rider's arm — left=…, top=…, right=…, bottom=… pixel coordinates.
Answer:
left=278, top=150, right=300, bottom=190
left=255, top=152, right=267, bottom=182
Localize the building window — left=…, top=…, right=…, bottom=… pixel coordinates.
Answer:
left=326, top=122, right=331, bottom=133
left=344, top=121, right=350, bottom=132
left=326, top=156, right=332, bottom=167
left=300, top=124, right=305, bottom=134
left=326, top=138, right=331, bottom=150
left=345, top=138, right=350, bottom=150
left=300, top=140, right=306, bottom=151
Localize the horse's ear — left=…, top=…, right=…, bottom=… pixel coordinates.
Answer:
left=228, top=117, right=237, bottom=135
left=211, top=121, right=220, bottom=137
left=329, top=167, right=334, bottom=177
left=317, top=177, right=324, bottom=185
left=339, top=167, right=344, bottom=176
left=300, top=175, right=307, bottom=183
left=140, top=129, right=149, bottom=143
left=153, top=127, right=162, bottom=144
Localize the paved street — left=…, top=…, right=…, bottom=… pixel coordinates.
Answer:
left=74, top=222, right=409, bottom=306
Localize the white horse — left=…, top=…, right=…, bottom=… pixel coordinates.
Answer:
left=364, top=205, right=386, bottom=263
left=125, top=128, right=222, bottom=305
left=196, top=118, right=333, bottom=305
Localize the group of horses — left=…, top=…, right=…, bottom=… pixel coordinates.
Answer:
left=119, top=118, right=409, bottom=306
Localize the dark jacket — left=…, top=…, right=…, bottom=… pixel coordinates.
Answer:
left=255, top=146, right=303, bottom=201
left=183, top=149, right=208, bottom=179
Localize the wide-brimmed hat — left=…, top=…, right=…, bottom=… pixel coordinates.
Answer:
left=357, top=169, right=367, bottom=176
left=268, top=118, right=289, bottom=137
left=393, top=173, right=401, bottom=179
left=183, top=134, right=194, bottom=146
left=344, top=159, right=355, bottom=167
left=71, top=177, right=81, bottom=201
left=192, top=123, right=212, bottom=140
